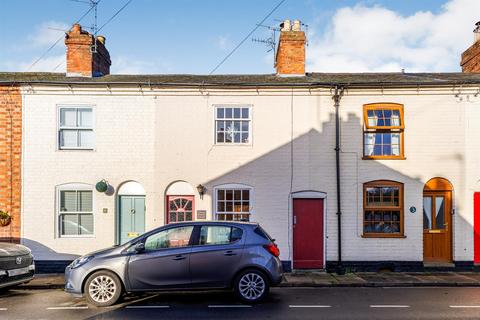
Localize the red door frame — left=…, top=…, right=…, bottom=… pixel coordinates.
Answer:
left=166, top=195, right=195, bottom=224
left=293, top=198, right=325, bottom=269
left=474, top=193, right=480, bottom=263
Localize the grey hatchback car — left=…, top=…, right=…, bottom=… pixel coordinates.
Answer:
left=65, top=221, right=282, bottom=307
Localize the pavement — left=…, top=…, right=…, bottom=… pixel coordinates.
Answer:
left=3, top=287, right=480, bottom=319
left=16, top=271, right=480, bottom=290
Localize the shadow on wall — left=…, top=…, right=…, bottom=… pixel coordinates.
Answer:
left=22, top=238, right=80, bottom=273
left=200, top=111, right=468, bottom=271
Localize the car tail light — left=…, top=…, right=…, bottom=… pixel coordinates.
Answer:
left=263, top=243, right=280, bottom=257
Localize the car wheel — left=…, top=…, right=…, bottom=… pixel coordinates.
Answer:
left=84, top=271, right=122, bottom=307
left=234, top=269, right=270, bottom=304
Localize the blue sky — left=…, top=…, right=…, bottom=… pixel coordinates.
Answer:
left=0, top=0, right=479, bottom=74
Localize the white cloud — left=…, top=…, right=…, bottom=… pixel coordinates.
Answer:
left=28, top=21, right=69, bottom=48
left=22, top=55, right=65, bottom=72
left=0, top=55, right=65, bottom=72
left=307, top=0, right=480, bottom=72
left=215, top=35, right=231, bottom=51
left=112, top=55, right=173, bottom=74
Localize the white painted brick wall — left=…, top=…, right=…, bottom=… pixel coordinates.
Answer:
left=21, top=86, right=480, bottom=264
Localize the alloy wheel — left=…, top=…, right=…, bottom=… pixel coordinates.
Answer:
left=238, top=272, right=266, bottom=301
left=88, top=275, right=117, bottom=304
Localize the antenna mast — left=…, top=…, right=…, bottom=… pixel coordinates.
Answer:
left=251, top=23, right=280, bottom=67
left=69, top=0, right=100, bottom=52
left=91, top=0, right=99, bottom=52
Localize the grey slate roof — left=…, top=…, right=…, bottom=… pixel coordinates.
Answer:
left=1, top=72, right=480, bottom=87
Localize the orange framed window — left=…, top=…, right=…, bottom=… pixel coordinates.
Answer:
left=363, top=180, right=404, bottom=238
left=363, top=103, right=405, bottom=159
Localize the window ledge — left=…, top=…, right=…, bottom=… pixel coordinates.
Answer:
left=361, top=234, right=406, bottom=239
left=58, top=235, right=95, bottom=238
left=213, top=143, right=253, bottom=147
left=362, top=156, right=406, bottom=160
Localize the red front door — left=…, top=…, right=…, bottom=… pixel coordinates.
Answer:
left=167, top=195, right=194, bottom=223
left=293, top=198, right=324, bottom=269
left=474, top=193, right=480, bottom=263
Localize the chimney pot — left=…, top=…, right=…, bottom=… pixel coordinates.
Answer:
left=96, top=35, right=106, bottom=45
left=280, top=19, right=291, bottom=31
left=474, top=21, right=480, bottom=43
left=292, top=20, right=302, bottom=31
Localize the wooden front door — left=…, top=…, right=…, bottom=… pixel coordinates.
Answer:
left=167, top=196, right=194, bottom=223
left=423, top=191, right=452, bottom=263
left=293, top=198, right=324, bottom=269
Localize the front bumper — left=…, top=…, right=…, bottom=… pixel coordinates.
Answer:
left=64, top=265, right=88, bottom=296
left=0, top=270, right=35, bottom=289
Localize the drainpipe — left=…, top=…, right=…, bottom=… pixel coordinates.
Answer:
left=333, top=86, right=345, bottom=275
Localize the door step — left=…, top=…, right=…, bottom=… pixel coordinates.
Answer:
left=423, top=262, right=455, bottom=271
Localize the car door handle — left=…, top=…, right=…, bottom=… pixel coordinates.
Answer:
left=173, top=255, right=186, bottom=261
left=224, top=250, right=237, bottom=256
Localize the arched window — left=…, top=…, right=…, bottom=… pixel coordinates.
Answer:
left=363, top=180, right=404, bottom=237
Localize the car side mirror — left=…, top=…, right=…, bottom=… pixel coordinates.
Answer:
left=134, top=242, right=145, bottom=253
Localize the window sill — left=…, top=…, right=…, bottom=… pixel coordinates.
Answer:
left=361, top=234, right=406, bottom=239
left=213, top=143, right=253, bottom=147
left=57, top=148, right=95, bottom=152
left=58, top=235, right=95, bottom=238
left=362, top=156, right=406, bottom=160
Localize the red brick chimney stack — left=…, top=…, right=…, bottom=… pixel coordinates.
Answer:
left=65, top=23, right=111, bottom=77
left=460, top=21, right=480, bottom=73
left=275, top=19, right=306, bottom=76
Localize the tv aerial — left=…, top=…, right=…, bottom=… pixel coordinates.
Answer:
left=69, top=0, right=101, bottom=52
left=251, top=23, right=281, bottom=67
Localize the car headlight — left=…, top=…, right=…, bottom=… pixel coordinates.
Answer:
left=70, top=255, right=93, bottom=269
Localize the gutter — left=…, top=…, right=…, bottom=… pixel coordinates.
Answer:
left=1, top=80, right=480, bottom=89
left=333, top=85, right=345, bottom=275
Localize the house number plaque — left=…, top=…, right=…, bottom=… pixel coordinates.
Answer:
left=196, top=210, right=207, bottom=219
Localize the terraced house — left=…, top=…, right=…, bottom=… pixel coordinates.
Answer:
left=2, top=20, right=480, bottom=273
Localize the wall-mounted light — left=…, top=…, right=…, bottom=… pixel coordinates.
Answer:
left=196, top=184, right=206, bottom=199
left=95, top=179, right=109, bottom=193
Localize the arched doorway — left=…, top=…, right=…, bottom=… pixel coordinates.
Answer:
left=117, top=181, right=146, bottom=244
left=423, top=177, right=453, bottom=263
left=165, top=181, right=195, bottom=224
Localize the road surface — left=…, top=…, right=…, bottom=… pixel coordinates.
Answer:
left=1, top=287, right=480, bottom=319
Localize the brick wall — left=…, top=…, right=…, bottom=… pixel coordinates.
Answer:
left=65, top=23, right=111, bottom=77
left=275, top=31, right=306, bottom=75
left=0, top=86, right=22, bottom=242
left=461, top=41, right=480, bottom=72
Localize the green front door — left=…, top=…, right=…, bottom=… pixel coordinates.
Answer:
left=119, top=196, right=145, bottom=244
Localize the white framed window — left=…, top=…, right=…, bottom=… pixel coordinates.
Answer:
left=58, top=106, right=94, bottom=149
left=214, top=184, right=253, bottom=221
left=57, top=183, right=94, bottom=237
left=215, top=106, right=251, bottom=144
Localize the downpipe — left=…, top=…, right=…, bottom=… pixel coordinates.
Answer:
left=333, top=86, right=345, bottom=275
